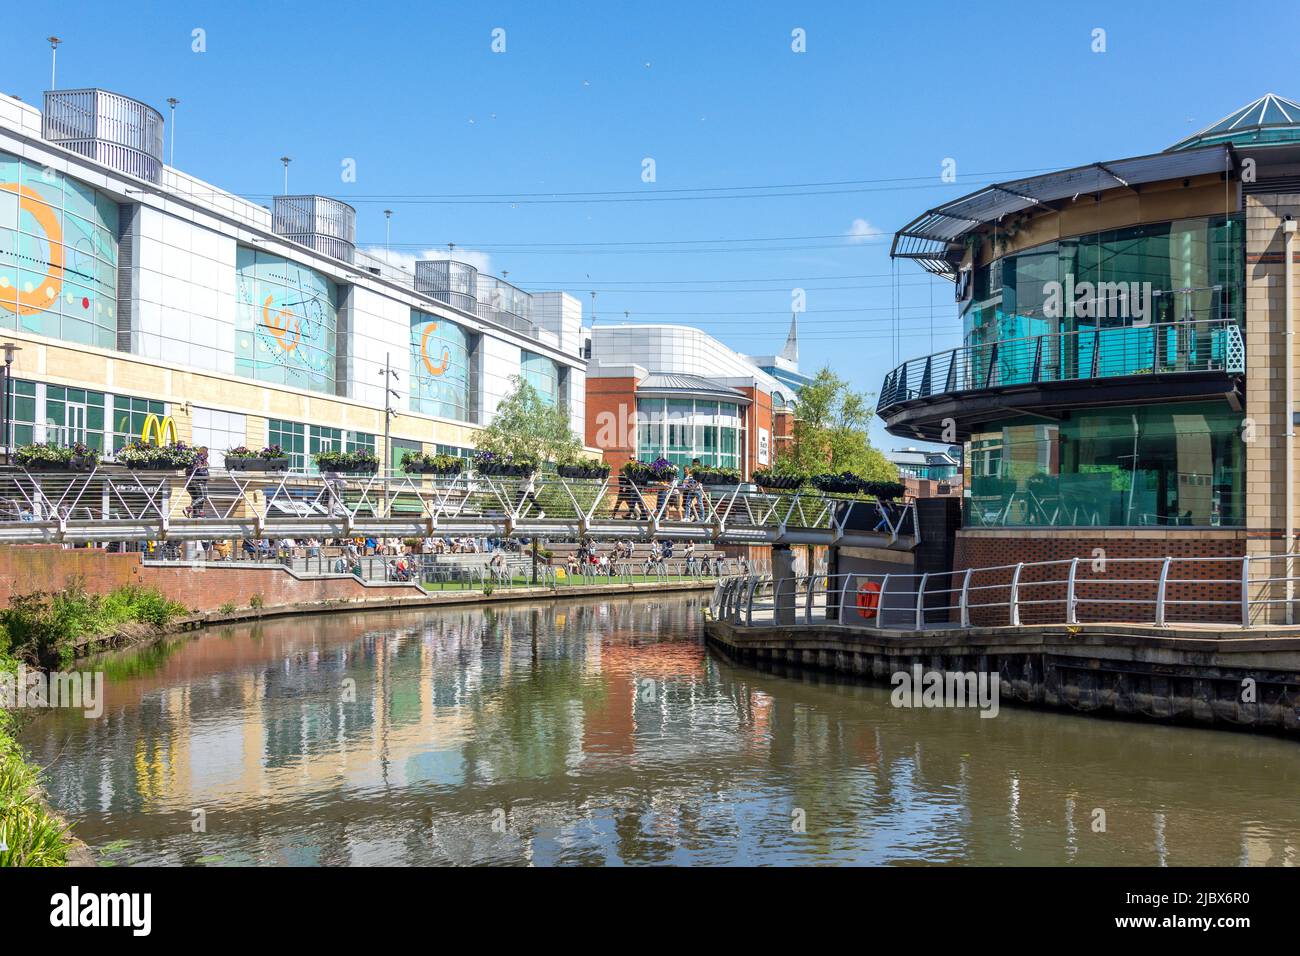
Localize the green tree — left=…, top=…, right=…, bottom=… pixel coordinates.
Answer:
left=477, top=375, right=582, bottom=464
left=785, top=366, right=897, bottom=480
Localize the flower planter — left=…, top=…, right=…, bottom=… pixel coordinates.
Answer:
left=323, top=463, right=379, bottom=476
left=226, top=457, right=289, bottom=472
left=404, top=462, right=462, bottom=476
left=22, top=457, right=98, bottom=472
left=557, top=464, right=610, bottom=480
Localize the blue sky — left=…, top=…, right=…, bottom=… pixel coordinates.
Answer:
left=7, top=0, right=1297, bottom=448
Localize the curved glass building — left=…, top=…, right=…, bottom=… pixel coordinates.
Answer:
left=882, top=94, right=1300, bottom=620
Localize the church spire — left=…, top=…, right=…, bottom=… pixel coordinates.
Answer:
left=780, top=312, right=798, bottom=364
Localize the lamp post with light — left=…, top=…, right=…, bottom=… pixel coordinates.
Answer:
left=2, top=342, right=21, bottom=459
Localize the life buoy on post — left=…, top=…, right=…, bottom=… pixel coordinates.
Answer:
left=856, top=580, right=882, bottom=619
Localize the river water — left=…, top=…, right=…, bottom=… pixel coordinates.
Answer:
left=19, top=593, right=1300, bottom=866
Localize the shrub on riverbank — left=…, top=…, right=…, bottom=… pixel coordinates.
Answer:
left=0, top=650, right=73, bottom=867
left=0, top=722, right=72, bottom=867
left=0, top=582, right=187, bottom=669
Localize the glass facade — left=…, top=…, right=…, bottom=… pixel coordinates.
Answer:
left=965, top=403, right=1244, bottom=528
left=520, top=350, right=560, bottom=406
left=964, top=215, right=1243, bottom=383
left=235, top=247, right=337, bottom=394
left=268, top=419, right=374, bottom=472
left=409, top=310, right=472, bottom=421
left=0, top=150, right=119, bottom=348
left=636, top=398, right=743, bottom=469
left=2, top=378, right=165, bottom=454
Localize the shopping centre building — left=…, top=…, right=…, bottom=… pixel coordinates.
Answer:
left=881, top=93, right=1300, bottom=615
left=583, top=319, right=801, bottom=475
left=0, top=87, right=586, bottom=470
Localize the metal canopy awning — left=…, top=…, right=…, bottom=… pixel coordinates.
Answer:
left=891, top=145, right=1234, bottom=279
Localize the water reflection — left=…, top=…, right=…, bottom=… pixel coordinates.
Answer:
left=21, top=596, right=1300, bottom=866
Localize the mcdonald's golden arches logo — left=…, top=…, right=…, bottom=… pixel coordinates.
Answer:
left=141, top=414, right=179, bottom=446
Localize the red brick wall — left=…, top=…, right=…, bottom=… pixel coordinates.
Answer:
left=0, top=545, right=421, bottom=612
left=0, top=545, right=139, bottom=605
left=953, top=532, right=1246, bottom=625
left=585, top=376, right=639, bottom=473
left=738, top=386, right=773, bottom=480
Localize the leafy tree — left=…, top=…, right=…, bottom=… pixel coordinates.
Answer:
left=476, top=375, right=582, bottom=464
left=784, top=366, right=897, bottom=480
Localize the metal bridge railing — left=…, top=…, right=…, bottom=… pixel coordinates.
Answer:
left=0, top=467, right=915, bottom=548
left=714, top=553, right=1300, bottom=630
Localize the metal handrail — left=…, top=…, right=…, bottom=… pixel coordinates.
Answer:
left=877, top=316, right=1244, bottom=415
left=724, top=552, right=1300, bottom=631
left=0, top=467, right=916, bottom=548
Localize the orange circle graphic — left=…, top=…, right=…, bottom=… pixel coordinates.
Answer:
left=420, top=322, right=451, bottom=376
left=262, top=294, right=301, bottom=353
left=0, top=183, right=64, bottom=317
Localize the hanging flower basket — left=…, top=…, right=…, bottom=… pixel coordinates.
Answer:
left=621, top=457, right=677, bottom=486
left=401, top=451, right=464, bottom=475
left=225, top=445, right=290, bottom=472
left=752, top=468, right=804, bottom=490
left=15, top=442, right=101, bottom=472
left=557, top=462, right=611, bottom=480
left=472, top=451, right=536, bottom=478
left=314, top=449, right=380, bottom=475
left=116, top=440, right=201, bottom=472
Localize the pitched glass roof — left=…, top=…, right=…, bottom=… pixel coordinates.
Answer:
left=1168, top=93, right=1300, bottom=151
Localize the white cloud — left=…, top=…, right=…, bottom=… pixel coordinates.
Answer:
left=846, top=218, right=881, bottom=243
left=358, top=246, right=493, bottom=277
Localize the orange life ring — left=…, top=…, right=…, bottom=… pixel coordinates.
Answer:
left=856, top=580, right=881, bottom=619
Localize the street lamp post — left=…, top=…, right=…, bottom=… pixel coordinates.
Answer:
left=378, top=353, right=400, bottom=517
left=166, top=98, right=180, bottom=166
left=47, top=37, right=61, bottom=90
left=280, top=156, right=291, bottom=194
left=2, top=343, right=22, bottom=459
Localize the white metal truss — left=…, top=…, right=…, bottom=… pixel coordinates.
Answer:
left=0, top=468, right=917, bottom=549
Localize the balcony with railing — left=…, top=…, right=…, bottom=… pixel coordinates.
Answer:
left=877, top=317, right=1245, bottom=440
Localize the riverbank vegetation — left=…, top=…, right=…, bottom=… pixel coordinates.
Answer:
left=0, top=580, right=188, bottom=867
left=0, top=582, right=187, bottom=669
left=0, top=647, right=72, bottom=866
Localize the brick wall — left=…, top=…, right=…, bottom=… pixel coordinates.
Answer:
left=1244, top=193, right=1300, bottom=622
left=0, top=545, right=421, bottom=612
left=585, top=376, right=639, bottom=473
left=953, top=531, right=1246, bottom=625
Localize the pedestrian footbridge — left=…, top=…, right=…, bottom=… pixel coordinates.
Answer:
left=0, top=468, right=916, bottom=549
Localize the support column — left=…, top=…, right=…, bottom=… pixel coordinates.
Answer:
left=1246, top=194, right=1300, bottom=623
left=772, top=544, right=797, bottom=626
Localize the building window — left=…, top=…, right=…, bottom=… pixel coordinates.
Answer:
left=0, top=150, right=119, bottom=349
left=235, top=247, right=337, bottom=394
left=112, top=395, right=165, bottom=451
left=5, top=379, right=35, bottom=448
left=520, top=350, right=560, bottom=406
left=192, top=408, right=247, bottom=467
left=635, top=396, right=744, bottom=469
left=966, top=402, right=1244, bottom=528
left=45, top=385, right=107, bottom=451
left=409, top=310, right=472, bottom=421
left=962, top=215, right=1244, bottom=386
left=268, top=419, right=307, bottom=471
left=269, top=419, right=373, bottom=472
